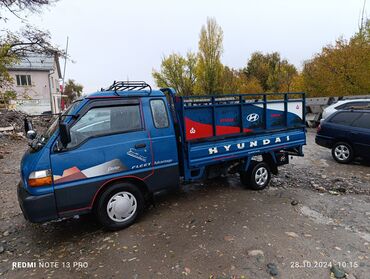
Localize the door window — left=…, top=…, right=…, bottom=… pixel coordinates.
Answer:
left=150, top=99, right=169, bottom=128
left=68, top=105, right=142, bottom=148
left=329, top=112, right=361, bottom=126
left=352, top=113, right=370, bottom=129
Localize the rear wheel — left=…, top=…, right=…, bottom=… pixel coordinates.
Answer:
left=95, top=182, right=145, bottom=230
left=332, top=142, right=353, bottom=164
left=240, top=161, right=271, bottom=190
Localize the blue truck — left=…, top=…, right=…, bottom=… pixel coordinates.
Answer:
left=18, top=81, right=306, bottom=230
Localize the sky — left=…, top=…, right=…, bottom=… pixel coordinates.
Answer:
left=3, top=0, right=369, bottom=93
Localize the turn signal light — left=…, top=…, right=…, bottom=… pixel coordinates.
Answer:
left=28, top=170, right=52, bottom=187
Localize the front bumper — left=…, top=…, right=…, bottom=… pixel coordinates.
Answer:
left=17, top=182, right=58, bottom=223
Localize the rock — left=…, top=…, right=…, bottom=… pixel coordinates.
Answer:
left=0, top=245, right=4, bottom=254
left=328, top=190, right=340, bottom=195
left=248, top=249, right=265, bottom=263
left=266, top=263, right=278, bottom=276
left=330, top=265, right=346, bottom=278
left=291, top=200, right=298, bottom=206
left=184, top=267, right=191, bottom=274
left=256, top=255, right=265, bottom=263
left=312, top=184, right=326, bottom=192
left=285, top=231, right=299, bottom=238
left=248, top=249, right=264, bottom=257
left=224, top=235, right=234, bottom=242
left=3, top=231, right=9, bottom=237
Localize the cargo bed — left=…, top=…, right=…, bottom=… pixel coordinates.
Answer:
left=171, top=92, right=306, bottom=180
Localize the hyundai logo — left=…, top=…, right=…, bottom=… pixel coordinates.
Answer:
left=247, top=113, right=259, bottom=122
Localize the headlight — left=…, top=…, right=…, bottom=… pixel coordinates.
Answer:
left=28, top=169, right=52, bottom=187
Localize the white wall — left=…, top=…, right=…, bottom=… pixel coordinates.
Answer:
left=8, top=68, right=61, bottom=114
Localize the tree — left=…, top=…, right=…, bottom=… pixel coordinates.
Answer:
left=302, top=19, right=370, bottom=97
left=277, top=62, right=298, bottom=92
left=289, top=74, right=304, bottom=93
left=239, top=76, right=264, bottom=93
left=244, top=52, right=271, bottom=91
left=153, top=19, right=302, bottom=96
left=195, top=18, right=224, bottom=95
left=220, top=66, right=240, bottom=93
left=219, top=67, right=264, bottom=94
left=0, top=44, right=17, bottom=91
left=64, top=79, right=83, bottom=105
left=243, top=52, right=298, bottom=92
left=153, top=52, right=197, bottom=96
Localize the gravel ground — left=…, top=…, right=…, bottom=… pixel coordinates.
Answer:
left=0, top=129, right=369, bottom=279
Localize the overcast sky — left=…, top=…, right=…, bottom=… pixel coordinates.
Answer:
left=5, top=0, right=369, bottom=93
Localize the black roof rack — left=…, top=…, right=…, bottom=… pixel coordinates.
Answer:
left=103, top=81, right=152, bottom=95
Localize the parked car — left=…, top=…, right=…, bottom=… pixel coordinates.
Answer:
left=316, top=110, right=370, bottom=163
left=321, top=99, right=370, bottom=121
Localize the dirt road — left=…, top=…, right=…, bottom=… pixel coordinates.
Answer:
left=0, top=130, right=369, bottom=279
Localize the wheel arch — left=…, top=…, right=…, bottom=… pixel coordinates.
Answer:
left=91, top=176, right=150, bottom=211
left=333, top=139, right=353, bottom=147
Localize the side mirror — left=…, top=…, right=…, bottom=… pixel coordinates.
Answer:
left=24, top=118, right=37, bottom=140
left=24, top=118, right=33, bottom=133
left=59, top=123, right=71, bottom=147
left=26, top=130, right=37, bottom=140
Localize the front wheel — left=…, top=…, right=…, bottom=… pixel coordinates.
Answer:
left=240, top=161, right=271, bottom=190
left=95, top=182, right=145, bottom=231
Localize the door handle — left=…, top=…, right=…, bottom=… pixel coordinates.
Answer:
left=135, top=143, right=146, bottom=149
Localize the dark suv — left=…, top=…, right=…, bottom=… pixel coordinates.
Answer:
left=316, top=110, right=370, bottom=164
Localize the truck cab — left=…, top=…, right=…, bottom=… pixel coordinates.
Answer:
left=18, top=81, right=306, bottom=230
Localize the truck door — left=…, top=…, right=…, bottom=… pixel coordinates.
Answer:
left=350, top=112, right=370, bottom=157
left=50, top=99, right=153, bottom=214
left=143, top=98, right=179, bottom=191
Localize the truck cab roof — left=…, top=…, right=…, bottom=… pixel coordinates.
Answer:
left=86, top=89, right=166, bottom=99
left=84, top=81, right=166, bottom=100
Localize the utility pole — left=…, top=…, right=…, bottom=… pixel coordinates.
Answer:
left=359, top=0, right=367, bottom=32
left=62, top=36, right=69, bottom=94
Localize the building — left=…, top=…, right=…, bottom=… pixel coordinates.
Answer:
left=7, top=54, right=62, bottom=115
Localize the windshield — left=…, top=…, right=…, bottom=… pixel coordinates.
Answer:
left=42, top=100, right=82, bottom=142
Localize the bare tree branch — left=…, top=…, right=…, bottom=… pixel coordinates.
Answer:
left=0, top=0, right=57, bottom=21
left=1, top=25, right=65, bottom=58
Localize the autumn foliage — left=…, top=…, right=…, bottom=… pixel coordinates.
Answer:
left=153, top=18, right=370, bottom=97
left=302, top=20, right=370, bottom=97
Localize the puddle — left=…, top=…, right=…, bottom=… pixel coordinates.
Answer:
left=300, top=205, right=334, bottom=225
left=300, top=205, right=370, bottom=242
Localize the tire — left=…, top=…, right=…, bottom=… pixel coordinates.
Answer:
left=95, top=182, right=145, bottom=231
left=240, top=161, right=271, bottom=190
left=332, top=142, right=354, bottom=164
